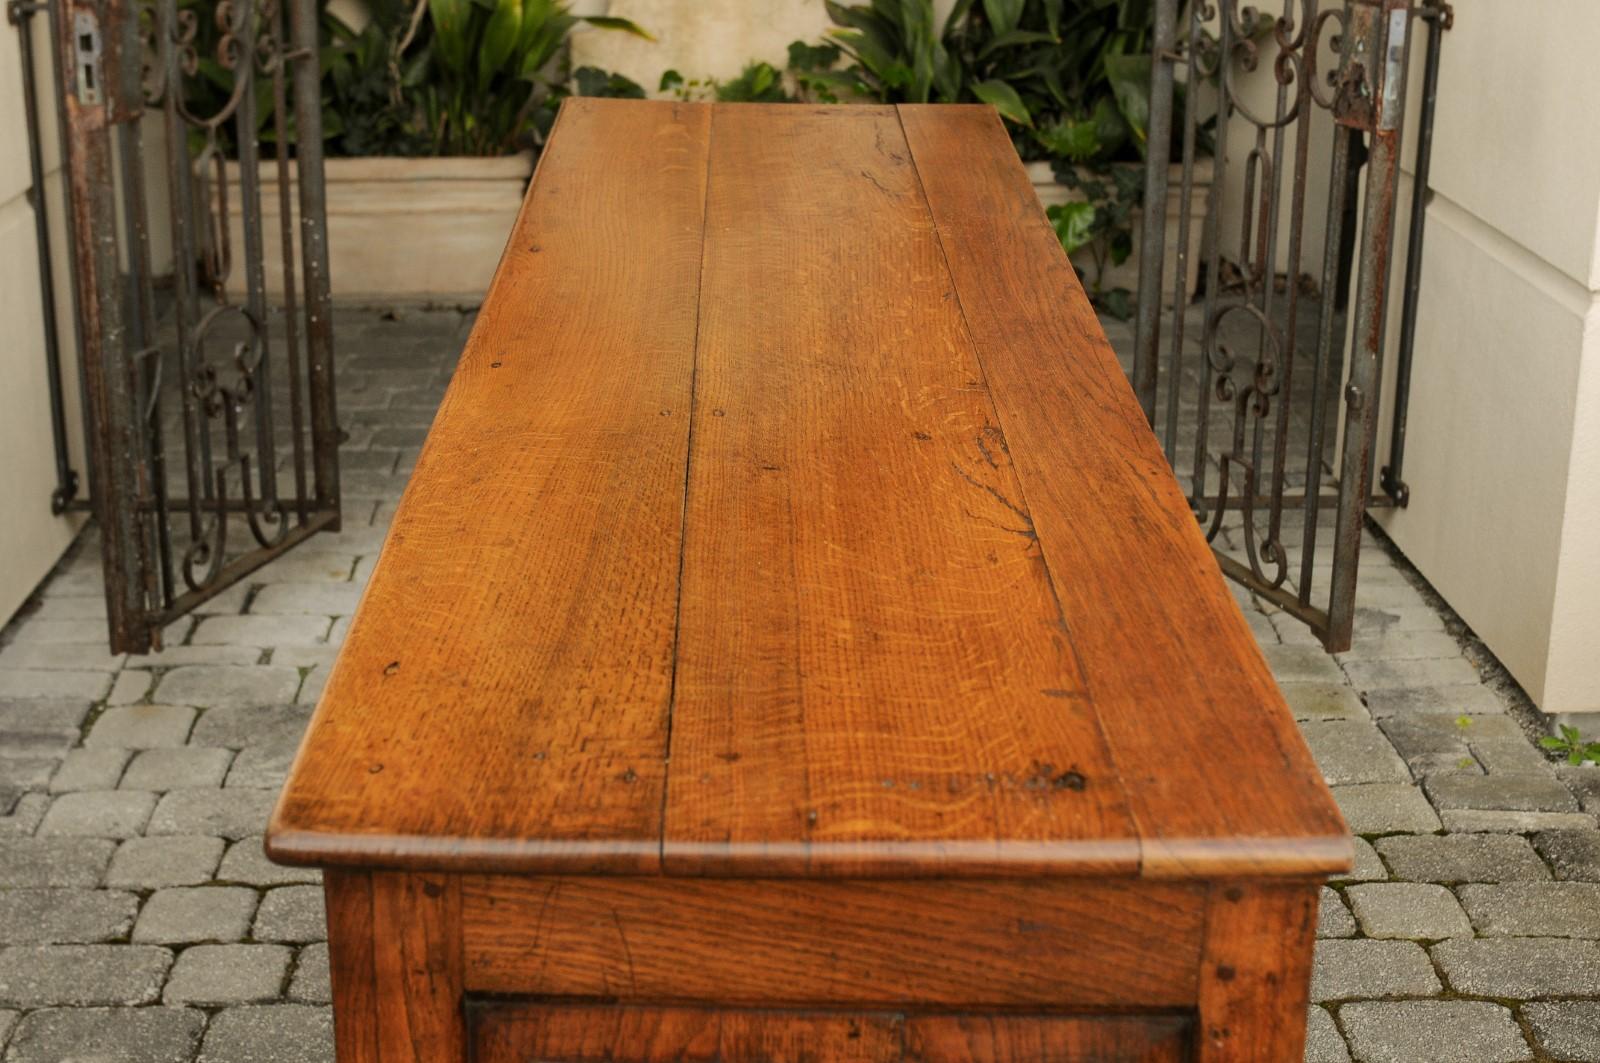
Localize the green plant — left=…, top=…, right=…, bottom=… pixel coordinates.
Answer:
left=1045, top=160, right=1142, bottom=312
left=410, top=0, right=651, bottom=155
left=809, top=0, right=1201, bottom=315
left=660, top=60, right=793, bottom=103
left=1541, top=725, right=1600, bottom=766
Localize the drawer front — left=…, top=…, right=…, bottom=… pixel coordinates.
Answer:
left=462, top=875, right=1206, bottom=1009
left=470, top=1003, right=1192, bottom=1063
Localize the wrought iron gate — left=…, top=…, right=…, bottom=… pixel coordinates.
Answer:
left=1133, top=0, right=1446, bottom=652
left=52, top=0, right=340, bottom=653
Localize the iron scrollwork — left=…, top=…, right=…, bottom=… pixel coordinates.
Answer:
left=1137, top=0, right=1415, bottom=650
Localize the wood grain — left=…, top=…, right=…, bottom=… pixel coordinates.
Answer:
left=325, top=871, right=380, bottom=1063
left=272, top=99, right=1346, bottom=884
left=371, top=872, right=466, bottom=1062
left=664, top=102, right=1139, bottom=877
left=459, top=874, right=1205, bottom=1008
left=471, top=1004, right=905, bottom=1062
left=470, top=1005, right=1192, bottom=1063
left=267, top=98, right=713, bottom=873
left=897, top=103, right=1351, bottom=879
left=326, top=870, right=466, bottom=1062
left=1196, top=882, right=1319, bottom=1062
left=905, top=1014, right=1191, bottom=1062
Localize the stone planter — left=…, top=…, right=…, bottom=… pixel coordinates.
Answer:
left=225, top=153, right=534, bottom=303
left=1025, top=158, right=1213, bottom=305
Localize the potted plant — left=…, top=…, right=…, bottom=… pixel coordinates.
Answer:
left=218, top=0, right=649, bottom=302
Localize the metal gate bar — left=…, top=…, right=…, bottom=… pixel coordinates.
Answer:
left=1133, top=0, right=1419, bottom=652
left=53, top=0, right=341, bottom=654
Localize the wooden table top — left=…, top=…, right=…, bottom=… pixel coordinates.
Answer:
left=268, top=99, right=1348, bottom=881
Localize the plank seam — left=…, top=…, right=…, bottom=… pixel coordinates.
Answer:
left=659, top=101, right=718, bottom=873
left=892, top=103, right=1150, bottom=877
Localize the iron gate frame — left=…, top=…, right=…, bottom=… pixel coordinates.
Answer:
left=52, top=0, right=341, bottom=654
left=1131, top=0, right=1433, bottom=653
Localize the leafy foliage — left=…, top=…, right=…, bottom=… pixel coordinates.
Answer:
left=410, top=0, right=651, bottom=155
left=1541, top=725, right=1600, bottom=766
left=809, top=0, right=1197, bottom=313
left=660, top=60, right=793, bottom=103
left=184, top=0, right=649, bottom=158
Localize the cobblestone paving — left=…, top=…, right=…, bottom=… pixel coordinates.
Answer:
left=0, top=307, right=1596, bottom=1062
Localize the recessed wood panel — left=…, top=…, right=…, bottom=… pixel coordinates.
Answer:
left=460, top=875, right=1205, bottom=1009
left=470, top=1004, right=905, bottom=1062
left=468, top=1004, right=1192, bottom=1063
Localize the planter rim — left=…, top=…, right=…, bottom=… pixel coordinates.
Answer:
left=223, top=152, right=535, bottom=182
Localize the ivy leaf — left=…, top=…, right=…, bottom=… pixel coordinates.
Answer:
left=1098, top=287, right=1136, bottom=319
left=1047, top=201, right=1096, bottom=255
left=787, top=39, right=841, bottom=72
left=971, top=78, right=1032, bottom=127
left=1036, top=117, right=1100, bottom=163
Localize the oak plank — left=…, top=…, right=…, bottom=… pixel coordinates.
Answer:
left=897, top=103, right=1350, bottom=879
left=663, top=102, right=1140, bottom=877
left=1196, top=882, right=1319, bottom=1062
left=459, top=874, right=1205, bottom=1008
left=267, top=98, right=713, bottom=873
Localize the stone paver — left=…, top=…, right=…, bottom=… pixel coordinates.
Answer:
left=1339, top=1001, right=1531, bottom=1062
left=0, top=837, right=114, bottom=888
left=217, top=837, right=319, bottom=887
left=36, top=790, right=157, bottom=838
left=1332, top=783, right=1442, bottom=834
left=1311, top=939, right=1442, bottom=1001
left=107, top=837, right=226, bottom=889
left=1536, top=828, right=1600, bottom=881
left=198, top=1005, right=333, bottom=1063
left=50, top=747, right=131, bottom=792
left=163, top=945, right=291, bottom=1005
left=288, top=943, right=331, bottom=1004
left=147, top=789, right=277, bottom=840
left=1345, top=883, right=1471, bottom=940
left=252, top=885, right=326, bottom=944
left=0, top=945, right=172, bottom=1006
left=1524, top=1002, right=1600, bottom=1062
left=4, top=1006, right=204, bottom=1063
left=1376, top=833, right=1552, bottom=882
left=2, top=307, right=1596, bottom=1061
left=1432, top=938, right=1600, bottom=998
left=1458, top=883, right=1600, bottom=939
left=85, top=705, right=197, bottom=749
left=0, top=889, right=137, bottom=945
left=1305, top=1006, right=1350, bottom=1063
left=122, top=748, right=235, bottom=791
left=133, top=887, right=259, bottom=945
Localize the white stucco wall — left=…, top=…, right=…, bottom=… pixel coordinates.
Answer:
left=0, top=13, right=89, bottom=626
left=1368, top=0, right=1600, bottom=716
